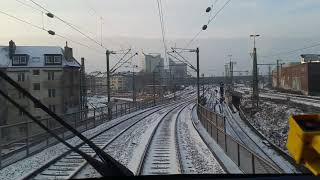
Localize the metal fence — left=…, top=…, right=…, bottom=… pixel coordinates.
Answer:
left=0, top=98, right=170, bottom=169
left=197, top=104, right=281, bottom=174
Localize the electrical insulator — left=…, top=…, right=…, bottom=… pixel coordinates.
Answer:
left=206, top=7, right=212, bottom=13
left=46, top=13, right=54, bottom=18
left=47, top=30, right=55, bottom=35
left=202, top=25, right=208, bottom=30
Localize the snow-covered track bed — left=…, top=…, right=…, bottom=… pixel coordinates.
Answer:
left=137, top=103, right=189, bottom=175
left=176, top=104, right=225, bottom=174
left=23, top=102, right=183, bottom=180
left=261, top=92, right=320, bottom=107
left=223, top=104, right=300, bottom=173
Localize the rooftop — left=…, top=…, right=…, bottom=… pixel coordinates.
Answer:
left=0, top=45, right=80, bottom=68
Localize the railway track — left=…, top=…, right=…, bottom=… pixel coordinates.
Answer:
left=222, top=103, right=300, bottom=173
left=137, top=103, right=191, bottom=175
left=23, top=99, right=193, bottom=179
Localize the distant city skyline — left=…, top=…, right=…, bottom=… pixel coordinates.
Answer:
left=0, top=0, right=320, bottom=76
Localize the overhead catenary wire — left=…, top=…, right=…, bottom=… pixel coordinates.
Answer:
left=28, top=0, right=107, bottom=50
left=0, top=9, right=105, bottom=54
left=18, top=0, right=131, bottom=54
left=14, top=0, right=43, bottom=12
left=183, top=0, right=232, bottom=50
left=156, top=0, right=168, bottom=62
left=261, top=42, right=320, bottom=59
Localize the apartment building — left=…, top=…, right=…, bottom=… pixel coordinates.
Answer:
left=0, top=40, right=81, bottom=139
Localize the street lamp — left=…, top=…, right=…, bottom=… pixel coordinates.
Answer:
left=250, top=34, right=260, bottom=49
left=250, top=34, right=260, bottom=109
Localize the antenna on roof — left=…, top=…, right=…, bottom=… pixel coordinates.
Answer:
left=66, top=41, right=68, bottom=47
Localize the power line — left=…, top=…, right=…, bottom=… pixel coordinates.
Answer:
left=14, top=0, right=43, bottom=12
left=207, top=0, right=231, bottom=25
left=29, top=0, right=107, bottom=50
left=0, top=9, right=44, bottom=31
left=156, top=0, right=168, bottom=62
left=183, top=0, right=232, bottom=50
left=261, top=42, right=320, bottom=58
left=0, top=9, right=104, bottom=54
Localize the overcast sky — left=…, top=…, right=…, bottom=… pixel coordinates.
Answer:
left=0, top=0, right=320, bottom=75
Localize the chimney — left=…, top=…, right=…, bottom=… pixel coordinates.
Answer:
left=64, top=41, right=73, bottom=61
left=9, top=40, right=16, bottom=59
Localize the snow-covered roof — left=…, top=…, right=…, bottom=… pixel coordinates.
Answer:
left=0, top=45, right=80, bottom=68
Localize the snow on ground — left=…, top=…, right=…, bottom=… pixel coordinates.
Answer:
left=87, top=95, right=108, bottom=108
left=204, top=88, right=300, bottom=173
left=177, top=104, right=224, bottom=174
left=0, top=109, right=149, bottom=180
left=241, top=98, right=303, bottom=151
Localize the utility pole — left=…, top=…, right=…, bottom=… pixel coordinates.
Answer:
left=106, top=50, right=112, bottom=120
left=173, top=75, right=176, bottom=100
left=202, top=73, right=205, bottom=98
left=132, top=70, right=136, bottom=103
left=80, top=57, right=87, bottom=120
left=250, top=34, right=260, bottom=109
left=228, top=55, right=236, bottom=91
left=169, top=47, right=199, bottom=103
left=196, top=47, right=200, bottom=104
left=228, top=55, right=233, bottom=86
left=153, top=71, right=156, bottom=106
left=276, top=59, right=281, bottom=89
left=268, top=65, right=271, bottom=87
left=224, top=64, right=229, bottom=83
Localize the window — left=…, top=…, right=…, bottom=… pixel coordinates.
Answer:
left=48, top=89, right=56, bottom=98
left=19, top=110, right=24, bottom=116
left=34, top=102, right=41, bottom=108
left=48, top=71, right=55, bottom=80
left=33, top=83, right=40, bottom=90
left=45, top=56, right=53, bottom=64
left=45, top=55, right=62, bottom=65
left=18, top=92, right=25, bottom=99
left=13, top=56, right=19, bottom=64
left=54, top=56, right=62, bottom=64
left=18, top=73, right=25, bottom=82
left=20, top=56, right=27, bottom=64
left=33, top=70, right=40, bottom=75
left=12, top=55, right=28, bottom=66
left=49, top=105, right=56, bottom=113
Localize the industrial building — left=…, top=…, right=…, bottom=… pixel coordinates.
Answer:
left=272, top=54, right=320, bottom=95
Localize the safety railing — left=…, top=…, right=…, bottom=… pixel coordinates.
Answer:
left=197, top=104, right=281, bottom=174
left=0, top=98, right=170, bottom=169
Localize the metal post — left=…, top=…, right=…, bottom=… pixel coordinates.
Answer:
left=106, top=50, right=112, bottom=120
left=251, top=154, right=255, bottom=174
left=0, top=127, right=2, bottom=168
left=268, top=65, right=272, bottom=87
left=251, top=35, right=259, bottom=109
left=202, top=74, right=205, bottom=98
left=46, top=118, right=49, bottom=146
left=196, top=47, right=200, bottom=104
left=153, top=71, right=156, bottom=106
left=93, top=109, right=96, bottom=127
left=132, top=70, right=136, bottom=104
left=237, top=143, right=240, bottom=166
left=129, top=102, right=131, bottom=113
left=115, top=104, right=118, bottom=118
left=277, top=59, right=280, bottom=89
left=26, top=117, right=29, bottom=156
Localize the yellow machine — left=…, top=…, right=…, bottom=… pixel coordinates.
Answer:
left=287, top=114, right=320, bottom=176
